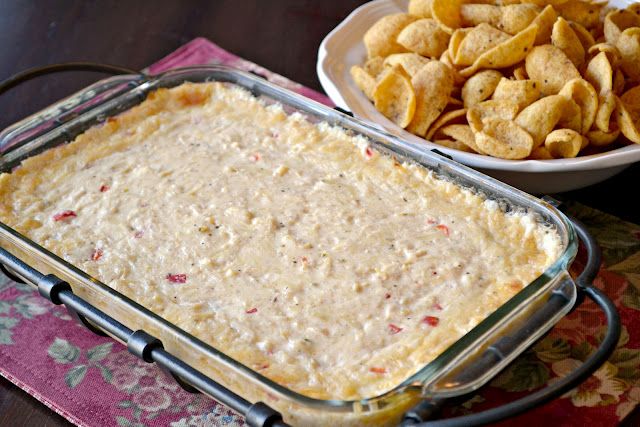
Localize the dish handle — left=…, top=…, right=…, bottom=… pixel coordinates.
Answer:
left=0, top=63, right=147, bottom=158
left=402, top=215, right=621, bottom=426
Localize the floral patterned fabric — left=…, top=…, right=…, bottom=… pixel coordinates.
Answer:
left=0, top=279, right=242, bottom=427
left=0, top=39, right=638, bottom=426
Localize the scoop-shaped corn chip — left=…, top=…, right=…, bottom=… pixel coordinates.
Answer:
left=522, top=0, right=569, bottom=6
left=585, top=51, right=613, bottom=95
left=588, top=128, right=620, bottom=147
left=604, top=9, right=640, bottom=45
left=616, top=93, right=640, bottom=144
left=580, top=133, right=589, bottom=149
left=364, top=14, right=418, bottom=58
left=545, top=128, right=582, bottom=158
left=384, top=53, right=431, bottom=76
left=373, top=67, right=417, bottom=128
left=431, top=0, right=464, bottom=34
left=515, top=95, right=568, bottom=147
left=529, top=146, right=554, bottom=159
left=497, top=1, right=526, bottom=6
left=616, top=84, right=640, bottom=142
left=467, top=99, right=520, bottom=132
left=595, top=91, right=616, bottom=133
left=492, top=78, right=541, bottom=111
left=350, top=66, right=377, bottom=100
left=475, top=118, right=534, bottom=159
left=617, top=28, right=640, bottom=82
left=440, top=124, right=480, bottom=152
left=426, top=108, right=468, bottom=139
left=460, top=4, right=501, bottom=28
left=397, top=19, right=451, bottom=58
left=460, top=24, right=538, bottom=77
left=587, top=43, right=621, bottom=69
left=620, top=85, right=640, bottom=120
left=556, top=0, right=603, bottom=30
left=530, top=5, right=558, bottom=46
left=448, top=97, right=464, bottom=107
left=354, top=0, right=636, bottom=160
left=462, top=70, right=503, bottom=107
left=455, top=23, right=511, bottom=66
left=552, top=17, right=585, bottom=68
left=439, top=50, right=467, bottom=86
left=500, top=4, right=541, bottom=35
left=409, top=0, right=434, bottom=18
left=558, top=99, right=582, bottom=133
left=440, top=48, right=453, bottom=65
left=513, top=64, right=528, bottom=80
left=461, top=4, right=540, bottom=34
left=525, top=45, right=581, bottom=95
left=448, top=28, right=473, bottom=61
left=364, top=57, right=385, bottom=77
left=558, top=78, right=598, bottom=134
left=569, top=21, right=596, bottom=51
left=433, top=138, right=475, bottom=152
left=407, top=61, right=454, bottom=135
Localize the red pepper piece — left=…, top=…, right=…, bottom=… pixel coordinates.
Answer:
left=388, top=323, right=403, bottom=334
left=91, top=249, right=103, bottom=261
left=53, top=210, right=77, bottom=221
left=99, top=185, right=110, bottom=192
left=436, top=224, right=450, bottom=236
left=365, top=147, right=374, bottom=158
left=423, top=316, right=440, bottom=327
left=370, top=367, right=386, bottom=374
left=166, top=273, right=187, bottom=283
left=251, top=153, right=261, bottom=162
left=246, top=307, right=258, bottom=314
left=385, top=293, right=391, bottom=299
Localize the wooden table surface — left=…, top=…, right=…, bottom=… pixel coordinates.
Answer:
left=0, top=1, right=637, bottom=425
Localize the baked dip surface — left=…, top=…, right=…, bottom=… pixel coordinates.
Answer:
left=0, top=82, right=562, bottom=400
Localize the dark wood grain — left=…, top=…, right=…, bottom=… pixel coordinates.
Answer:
left=0, top=0, right=365, bottom=130
left=0, top=0, right=637, bottom=425
left=0, top=377, right=69, bottom=426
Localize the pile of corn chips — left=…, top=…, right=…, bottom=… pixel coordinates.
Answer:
left=351, top=0, right=640, bottom=160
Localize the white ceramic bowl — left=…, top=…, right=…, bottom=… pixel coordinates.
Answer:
left=317, top=0, right=640, bottom=194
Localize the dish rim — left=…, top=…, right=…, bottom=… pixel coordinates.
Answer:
left=0, top=65, right=578, bottom=411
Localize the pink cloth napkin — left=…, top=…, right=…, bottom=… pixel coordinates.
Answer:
left=1, top=38, right=639, bottom=427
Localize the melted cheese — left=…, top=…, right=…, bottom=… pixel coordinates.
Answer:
left=0, top=82, right=561, bottom=400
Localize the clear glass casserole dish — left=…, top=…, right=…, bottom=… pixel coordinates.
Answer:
left=0, top=66, right=579, bottom=426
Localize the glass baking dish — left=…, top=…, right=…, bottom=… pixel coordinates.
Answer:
left=0, top=66, right=579, bottom=426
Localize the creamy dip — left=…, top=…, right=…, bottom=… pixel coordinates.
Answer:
left=0, top=82, right=562, bottom=400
